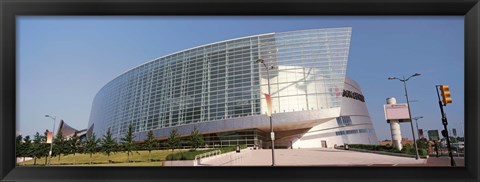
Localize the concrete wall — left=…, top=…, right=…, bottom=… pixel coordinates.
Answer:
left=290, top=77, right=378, bottom=149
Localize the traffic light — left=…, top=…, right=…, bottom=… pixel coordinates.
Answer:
left=441, top=130, right=448, bottom=138
left=439, top=85, right=452, bottom=105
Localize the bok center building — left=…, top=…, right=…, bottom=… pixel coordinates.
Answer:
left=87, top=28, right=378, bottom=149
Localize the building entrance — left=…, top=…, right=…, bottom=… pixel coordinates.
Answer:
left=321, top=140, right=327, bottom=148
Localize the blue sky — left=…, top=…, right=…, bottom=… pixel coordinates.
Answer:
left=17, top=16, right=464, bottom=141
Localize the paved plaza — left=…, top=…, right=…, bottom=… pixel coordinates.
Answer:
left=199, top=148, right=429, bottom=166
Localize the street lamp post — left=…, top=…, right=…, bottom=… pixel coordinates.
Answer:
left=388, top=73, right=421, bottom=160
left=413, top=116, right=423, bottom=139
left=256, top=58, right=275, bottom=166
left=45, top=115, right=56, bottom=165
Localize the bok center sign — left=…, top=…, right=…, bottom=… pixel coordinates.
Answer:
left=384, top=103, right=411, bottom=123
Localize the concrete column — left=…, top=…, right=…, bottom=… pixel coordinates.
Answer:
left=387, top=97, right=402, bottom=151
left=390, top=121, right=402, bottom=151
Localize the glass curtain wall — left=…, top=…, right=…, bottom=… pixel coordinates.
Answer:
left=89, top=28, right=352, bottom=139
left=90, top=36, right=265, bottom=139
left=259, top=28, right=351, bottom=114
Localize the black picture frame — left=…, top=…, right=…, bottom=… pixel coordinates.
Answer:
left=1, top=0, right=479, bottom=182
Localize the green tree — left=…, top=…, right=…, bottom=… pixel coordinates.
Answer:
left=188, top=126, right=204, bottom=150
left=401, top=143, right=415, bottom=154
left=21, top=135, right=32, bottom=163
left=143, top=130, right=157, bottom=162
left=53, top=131, right=66, bottom=162
left=84, top=133, right=100, bottom=165
left=102, top=128, right=118, bottom=163
left=39, top=132, right=50, bottom=165
left=416, top=138, right=429, bottom=150
left=69, top=132, right=81, bottom=165
left=449, top=136, right=457, bottom=143
left=43, top=130, right=50, bottom=165
left=32, top=132, right=44, bottom=165
left=121, top=124, right=137, bottom=162
left=167, top=128, right=180, bottom=152
left=15, top=135, right=23, bottom=163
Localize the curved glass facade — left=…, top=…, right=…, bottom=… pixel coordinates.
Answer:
left=88, top=28, right=352, bottom=139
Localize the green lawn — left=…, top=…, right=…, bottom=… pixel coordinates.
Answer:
left=18, top=150, right=183, bottom=166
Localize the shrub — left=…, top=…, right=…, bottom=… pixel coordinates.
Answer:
left=401, top=144, right=412, bottom=153
left=166, top=149, right=217, bottom=161
left=384, top=145, right=394, bottom=150
left=219, top=146, right=235, bottom=153
left=375, top=145, right=388, bottom=151
left=418, top=149, right=428, bottom=157
left=348, top=144, right=379, bottom=151
left=180, top=153, right=194, bottom=160
left=348, top=144, right=405, bottom=153
left=165, top=145, right=249, bottom=161
left=388, top=148, right=401, bottom=153
left=219, top=144, right=246, bottom=153
left=166, top=153, right=183, bottom=160
left=416, top=138, right=429, bottom=150
left=348, top=143, right=429, bottom=156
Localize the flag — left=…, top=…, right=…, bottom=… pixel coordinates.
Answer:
left=46, top=131, right=53, bottom=143
left=264, top=93, right=272, bottom=116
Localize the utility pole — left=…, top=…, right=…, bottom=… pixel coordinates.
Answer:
left=436, top=85, right=455, bottom=166
left=388, top=73, right=421, bottom=160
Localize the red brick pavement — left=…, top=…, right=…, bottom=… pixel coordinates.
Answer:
left=396, top=157, right=464, bottom=166
left=290, top=157, right=464, bottom=167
